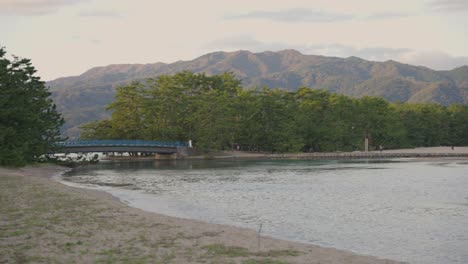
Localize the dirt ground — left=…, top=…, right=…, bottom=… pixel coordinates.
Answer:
left=0, top=164, right=405, bottom=264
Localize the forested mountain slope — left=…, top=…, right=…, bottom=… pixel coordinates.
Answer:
left=47, top=50, right=468, bottom=138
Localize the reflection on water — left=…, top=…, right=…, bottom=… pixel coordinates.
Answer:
left=63, top=159, right=468, bottom=264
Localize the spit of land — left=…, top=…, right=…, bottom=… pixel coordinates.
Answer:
left=8, top=146, right=462, bottom=263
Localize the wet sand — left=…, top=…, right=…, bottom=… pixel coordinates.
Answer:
left=0, top=164, right=405, bottom=263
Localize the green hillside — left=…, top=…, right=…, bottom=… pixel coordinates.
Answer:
left=47, top=50, right=468, bottom=138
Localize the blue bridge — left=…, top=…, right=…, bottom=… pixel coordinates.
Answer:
left=55, top=140, right=189, bottom=155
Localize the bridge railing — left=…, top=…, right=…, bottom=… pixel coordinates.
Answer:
left=56, top=140, right=188, bottom=148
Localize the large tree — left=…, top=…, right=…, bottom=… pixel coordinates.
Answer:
left=0, top=47, right=63, bottom=166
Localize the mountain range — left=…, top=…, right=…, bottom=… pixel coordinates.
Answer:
left=47, top=49, right=468, bottom=138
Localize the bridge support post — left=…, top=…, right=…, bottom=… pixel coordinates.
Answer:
left=154, top=147, right=189, bottom=160
left=154, top=153, right=178, bottom=160
left=176, top=147, right=189, bottom=159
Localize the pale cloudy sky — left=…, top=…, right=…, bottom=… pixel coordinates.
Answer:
left=1, top=0, right=468, bottom=80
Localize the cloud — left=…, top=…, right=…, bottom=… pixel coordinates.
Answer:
left=206, top=36, right=411, bottom=61
left=70, top=34, right=101, bottom=44
left=306, top=46, right=468, bottom=70
left=89, top=38, right=101, bottom=44
left=302, top=44, right=412, bottom=61
left=365, top=12, right=412, bottom=20
left=428, top=0, right=468, bottom=12
left=224, top=8, right=354, bottom=23
left=0, top=0, right=84, bottom=16
left=78, top=10, right=123, bottom=19
left=204, top=36, right=468, bottom=70
left=224, top=8, right=414, bottom=23
left=398, top=50, right=468, bottom=70
left=204, top=35, right=287, bottom=51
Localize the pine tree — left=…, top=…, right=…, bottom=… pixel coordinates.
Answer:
left=0, top=47, right=64, bottom=166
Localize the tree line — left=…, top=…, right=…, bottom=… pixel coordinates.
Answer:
left=81, top=71, right=468, bottom=152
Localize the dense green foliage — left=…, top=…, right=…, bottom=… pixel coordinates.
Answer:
left=0, top=47, right=63, bottom=166
left=81, top=72, right=468, bottom=152
left=48, top=50, right=468, bottom=138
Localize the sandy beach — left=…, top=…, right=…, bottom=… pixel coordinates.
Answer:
left=189, top=146, right=468, bottom=160
left=0, top=164, right=406, bottom=263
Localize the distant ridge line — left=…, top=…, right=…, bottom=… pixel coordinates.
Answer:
left=47, top=49, right=468, bottom=137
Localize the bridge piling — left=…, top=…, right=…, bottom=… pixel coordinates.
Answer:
left=153, top=147, right=189, bottom=160
left=154, top=153, right=178, bottom=160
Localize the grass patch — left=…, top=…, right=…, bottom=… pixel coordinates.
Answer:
left=255, top=249, right=302, bottom=257
left=158, top=238, right=177, bottom=248
left=60, top=240, right=83, bottom=252
left=202, top=243, right=250, bottom=257
left=243, top=259, right=289, bottom=264
left=7, top=229, right=28, bottom=237
left=201, top=243, right=302, bottom=259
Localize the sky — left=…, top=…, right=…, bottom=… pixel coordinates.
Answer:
left=1, top=0, right=468, bottom=81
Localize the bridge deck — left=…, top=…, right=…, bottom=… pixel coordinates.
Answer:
left=57, top=140, right=188, bottom=147
left=54, top=140, right=188, bottom=154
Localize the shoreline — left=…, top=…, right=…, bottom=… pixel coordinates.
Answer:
left=208, top=146, right=468, bottom=159
left=0, top=164, right=406, bottom=263
left=101, top=146, right=468, bottom=161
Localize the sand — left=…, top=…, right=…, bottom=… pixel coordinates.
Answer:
left=0, top=163, right=408, bottom=263
left=372, top=146, right=468, bottom=154
left=192, top=146, right=468, bottom=159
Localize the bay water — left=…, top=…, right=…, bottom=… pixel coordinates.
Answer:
left=61, top=159, right=468, bottom=264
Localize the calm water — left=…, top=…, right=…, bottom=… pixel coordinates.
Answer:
left=62, top=159, right=468, bottom=264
